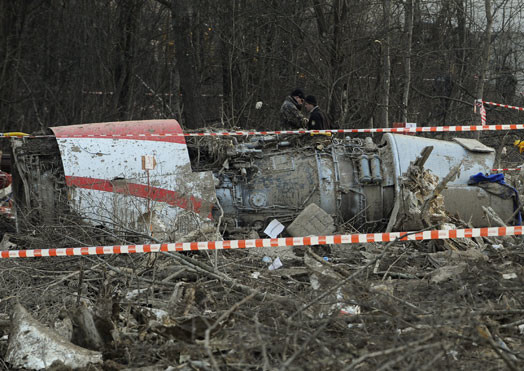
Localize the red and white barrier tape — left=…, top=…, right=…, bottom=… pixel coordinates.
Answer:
left=475, top=99, right=487, bottom=125
left=1, top=226, right=522, bottom=259
left=4, top=123, right=524, bottom=139
left=2, top=99, right=523, bottom=140
left=491, top=168, right=521, bottom=172
left=483, top=100, right=524, bottom=112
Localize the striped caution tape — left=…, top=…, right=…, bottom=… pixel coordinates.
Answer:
left=475, top=99, right=487, bottom=125
left=483, top=100, right=524, bottom=112
left=1, top=226, right=522, bottom=259
left=4, top=123, right=524, bottom=139
left=491, top=168, right=521, bottom=172
left=1, top=99, right=523, bottom=140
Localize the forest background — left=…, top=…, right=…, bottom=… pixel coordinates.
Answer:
left=2, top=0, right=524, bottom=133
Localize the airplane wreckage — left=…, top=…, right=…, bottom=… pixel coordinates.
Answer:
left=1, top=119, right=520, bottom=241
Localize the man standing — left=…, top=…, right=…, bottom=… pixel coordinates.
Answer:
left=304, top=95, right=330, bottom=130
left=280, top=89, right=309, bottom=129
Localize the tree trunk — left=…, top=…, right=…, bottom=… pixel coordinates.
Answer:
left=379, top=0, right=391, bottom=128
left=328, top=0, right=347, bottom=126
left=113, top=0, right=141, bottom=121
left=476, top=0, right=493, bottom=105
left=474, top=0, right=493, bottom=138
left=171, top=0, right=202, bottom=129
left=0, top=1, right=29, bottom=131
left=401, top=0, right=414, bottom=124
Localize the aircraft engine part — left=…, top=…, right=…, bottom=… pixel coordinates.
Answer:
left=7, top=121, right=517, bottom=236
left=211, top=133, right=515, bottom=232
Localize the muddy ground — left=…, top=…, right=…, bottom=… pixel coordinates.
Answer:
left=0, top=131, right=523, bottom=370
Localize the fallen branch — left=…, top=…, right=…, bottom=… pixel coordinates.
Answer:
left=204, top=291, right=258, bottom=370
left=343, top=335, right=438, bottom=370
left=482, top=205, right=507, bottom=227
left=161, top=251, right=291, bottom=304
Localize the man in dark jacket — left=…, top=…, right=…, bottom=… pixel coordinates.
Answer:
left=304, top=95, right=330, bottom=130
left=280, top=88, right=308, bottom=129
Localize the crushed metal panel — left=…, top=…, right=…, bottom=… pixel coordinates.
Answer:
left=452, top=137, right=495, bottom=153
left=287, top=203, right=335, bottom=237
left=50, top=120, right=216, bottom=238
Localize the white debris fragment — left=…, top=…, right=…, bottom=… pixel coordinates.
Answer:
left=264, top=219, right=285, bottom=238
left=339, top=305, right=361, bottom=316
left=502, top=273, right=517, bottom=280
left=370, top=282, right=395, bottom=295
left=335, top=289, right=361, bottom=316
left=125, top=287, right=150, bottom=300
left=149, top=308, right=169, bottom=322
left=255, top=101, right=263, bottom=109
left=448, top=350, right=459, bottom=361
left=268, top=257, right=283, bottom=270
left=6, top=304, right=102, bottom=370
left=251, top=271, right=261, bottom=279
left=309, top=273, right=321, bottom=290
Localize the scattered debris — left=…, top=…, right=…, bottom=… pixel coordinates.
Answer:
left=502, top=272, right=518, bottom=280
left=429, top=263, right=468, bottom=283
left=6, top=304, right=103, bottom=370
left=0, top=132, right=523, bottom=369
left=264, top=219, right=285, bottom=238
left=336, top=292, right=361, bottom=316
left=287, top=203, right=336, bottom=237
left=268, top=257, right=283, bottom=270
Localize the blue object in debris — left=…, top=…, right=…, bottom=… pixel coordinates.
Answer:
left=469, top=172, right=506, bottom=184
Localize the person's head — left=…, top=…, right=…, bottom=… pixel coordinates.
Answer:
left=304, top=95, right=317, bottom=112
left=290, top=88, right=305, bottom=106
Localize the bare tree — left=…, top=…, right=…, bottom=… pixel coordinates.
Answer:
left=401, top=0, right=414, bottom=123
left=4, top=0, right=524, bottom=133
left=378, top=0, right=392, bottom=128
left=476, top=0, right=494, bottom=107
left=113, top=0, right=143, bottom=120
left=171, top=0, right=202, bottom=129
left=0, top=0, right=41, bottom=132
left=327, top=0, right=349, bottom=125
